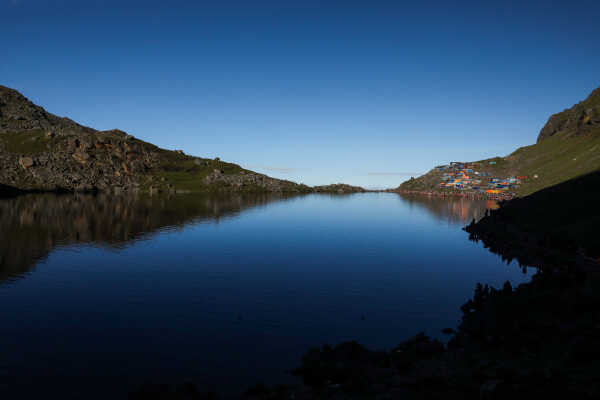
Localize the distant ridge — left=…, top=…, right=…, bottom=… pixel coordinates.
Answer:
left=0, top=86, right=364, bottom=194
left=397, top=85, right=600, bottom=197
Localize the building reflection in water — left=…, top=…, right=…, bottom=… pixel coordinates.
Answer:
left=398, top=193, right=497, bottom=225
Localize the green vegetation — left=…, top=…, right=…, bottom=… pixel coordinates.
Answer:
left=399, top=123, right=600, bottom=197
left=0, top=130, right=51, bottom=154
left=506, top=132, right=600, bottom=195
left=399, top=86, right=600, bottom=197
left=147, top=152, right=258, bottom=192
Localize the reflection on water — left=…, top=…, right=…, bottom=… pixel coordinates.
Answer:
left=0, top=193, right=496, bottom=283
left=399, top=193, right=496, bottom=225
left=0, top=192, right=532, bottom=399
left=0, top=192, right=295, bottom=283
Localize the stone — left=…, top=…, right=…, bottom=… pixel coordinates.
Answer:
left=72, top=152, right=90, bottom=163
left=18, top=157, right=34, bottom=169
left=390, top=375, right=417, bottom=387
left=415, top=340, right=445, bottom=355
left=480, top=380, right=502, bottom=399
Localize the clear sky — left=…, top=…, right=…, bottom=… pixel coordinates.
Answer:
left=2, top=0, right=599, bottom=188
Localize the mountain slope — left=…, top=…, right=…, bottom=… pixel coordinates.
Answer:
left=397, top=85, right=600, bottom=196
left=537, top=86, right=600, bottom=142
left=0, top=85, right=313, bottom=193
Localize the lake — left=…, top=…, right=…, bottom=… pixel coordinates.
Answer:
left=0, top=192, right=533, bottom=398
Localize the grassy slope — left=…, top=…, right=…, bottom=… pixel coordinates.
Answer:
left=399, top=130, right=600, bottom=197
left=0, top=129, right=305, bottom=193
left=506, top=132, right=600, bottom=195
left=400, top=86, right=600, bottom=196
left=0, top=129, right=52, bottom=154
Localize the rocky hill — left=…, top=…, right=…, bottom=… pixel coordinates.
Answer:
left=397, top=85, right=600, bottom=197
left=313, top=183, right=368, bottom=194
left=537, top=86, right=600, bottom=142
left=0, top=86, right=363, bottom=194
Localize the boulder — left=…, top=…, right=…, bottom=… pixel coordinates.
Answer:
left=480, top=379, right=503, bottom=399
left=72, top=151, right=90, bottom=163
left=18, top=157, right=34, bottom=169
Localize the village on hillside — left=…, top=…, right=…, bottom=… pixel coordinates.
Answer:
left=436, top=161, right=536, bottom=198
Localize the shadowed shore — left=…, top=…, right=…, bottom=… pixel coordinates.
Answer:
left=129, top=173, right=600, bottom=399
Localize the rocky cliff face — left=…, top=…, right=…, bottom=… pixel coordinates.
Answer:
left=0, top=86, right=315, bottom=193
left=537, top=86, right=600, bottom=143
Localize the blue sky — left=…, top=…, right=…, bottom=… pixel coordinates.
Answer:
left=1, top=0, right=599, bottom=188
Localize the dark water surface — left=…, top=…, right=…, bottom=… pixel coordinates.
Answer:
left=0, top=193, right=533, bottom=397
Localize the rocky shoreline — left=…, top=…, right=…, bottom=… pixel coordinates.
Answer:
left=131, top=266, right=600, bottom=400
left=130, top=174, right=600, bottom=399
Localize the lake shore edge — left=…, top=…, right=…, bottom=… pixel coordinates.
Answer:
left=132, top=186, right=600, bottom=399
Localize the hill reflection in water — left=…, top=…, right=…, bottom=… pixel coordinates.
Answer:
left=398, top=193, right=498, bottom=225
left=0, top=192, right=297, bottom=283
left=0, top=192, right=534, bottom=399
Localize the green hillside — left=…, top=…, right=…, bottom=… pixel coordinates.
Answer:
left=398, top=85, right=600, bottom=197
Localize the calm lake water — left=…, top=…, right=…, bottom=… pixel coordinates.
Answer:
left=0, top=192, right=533, bottom=398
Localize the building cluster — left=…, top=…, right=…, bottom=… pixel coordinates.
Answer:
left=436, top=161, right=527, bottom=195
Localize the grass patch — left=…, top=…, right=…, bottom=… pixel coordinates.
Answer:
left=149, top=154, right=247, bottom=192
left=505, top=132, right=600, bottom=195
left=0, top=130, right=51, bottom=154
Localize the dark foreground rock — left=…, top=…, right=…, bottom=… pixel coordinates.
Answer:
left=465, top=170, right=600, bottom=268
left=130, top=172, right=600, bottom=400
left=130, top=264, right=600, bottom=399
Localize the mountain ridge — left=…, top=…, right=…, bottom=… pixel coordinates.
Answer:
left=0, top=85, right=365, bottom=194
left=537, top=86, right=600, bottom=142
left=397, top=85, right=600, bottom=197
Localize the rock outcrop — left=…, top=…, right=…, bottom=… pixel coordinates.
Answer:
left=395, top=85, right=600, bottom=197
left=0, top=86, right=328, bottom=194
left=537, top=86, right=600, bottom=143
left=312, top=183, right=367, bottom=193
